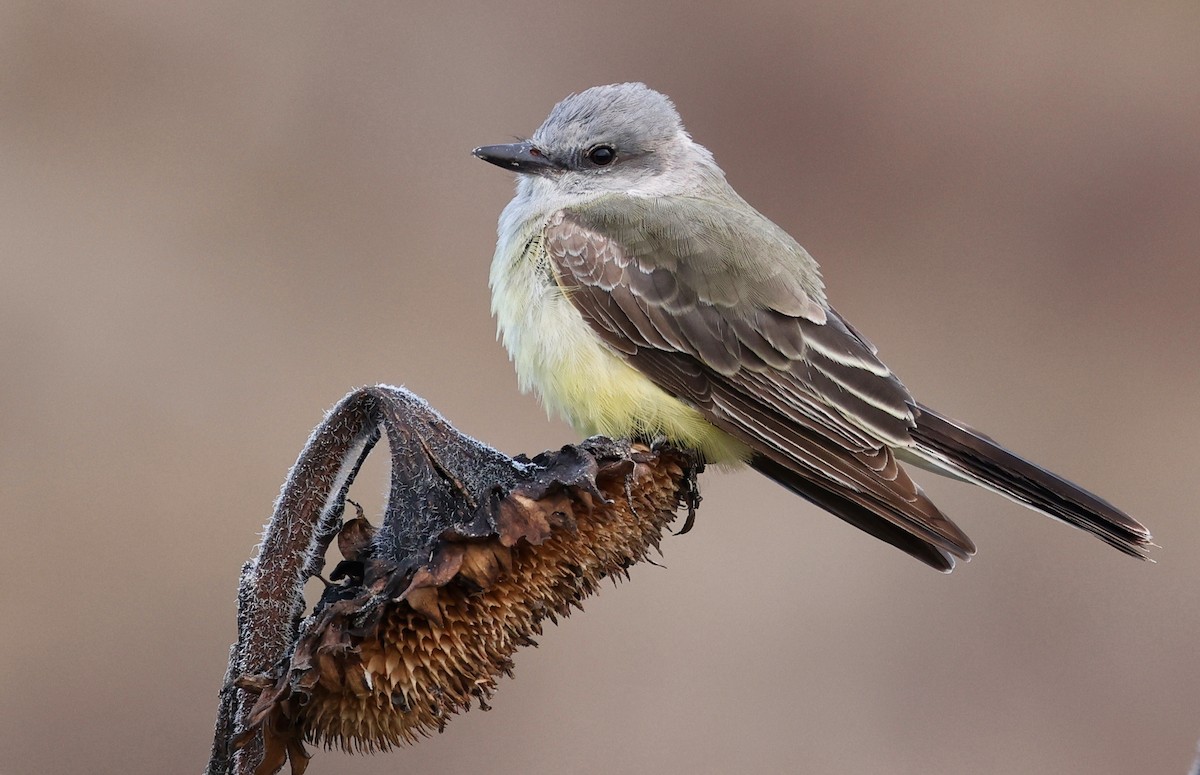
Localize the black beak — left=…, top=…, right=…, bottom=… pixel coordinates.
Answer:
left=472, top=142, right=560, bottom=174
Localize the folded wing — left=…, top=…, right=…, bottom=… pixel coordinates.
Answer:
left=544, top=200, right=977, bottom=570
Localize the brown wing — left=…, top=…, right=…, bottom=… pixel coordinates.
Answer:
left=544, top=206, right=976, bottom=570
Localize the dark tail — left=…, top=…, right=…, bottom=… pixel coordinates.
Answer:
left=909, top=403, right=1153, bottom=558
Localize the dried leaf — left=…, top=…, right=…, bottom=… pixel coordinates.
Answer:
left=496, top=492, right=554, bottom=547
left=457, top=542, right=504, bottom=588
left=404, top=587, right=442, bottom=626
left=337, top=516, right=376, bottom=562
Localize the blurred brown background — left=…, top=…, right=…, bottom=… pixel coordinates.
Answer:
left=2, top=2, right=1198, bottom=774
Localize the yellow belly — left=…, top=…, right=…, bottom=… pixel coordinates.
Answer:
left=490, top=230, right=749, bottom=465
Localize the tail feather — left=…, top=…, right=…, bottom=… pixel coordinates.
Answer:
left=910, top=404, right=1153, bottom=557
left=750, top=454, right=965, bottom=572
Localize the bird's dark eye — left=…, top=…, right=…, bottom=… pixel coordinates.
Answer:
left=586, top=145, right=616, bottom=166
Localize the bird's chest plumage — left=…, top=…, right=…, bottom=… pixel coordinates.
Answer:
left=490, top=224, right=637, bottom=430
left=488, top=212, right=746, bottom=462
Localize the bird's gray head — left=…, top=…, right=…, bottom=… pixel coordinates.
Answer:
left=474, top=83, right=718, bottom=197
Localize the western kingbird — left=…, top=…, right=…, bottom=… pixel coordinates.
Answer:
left=474, top=82, right=1151, bottom=570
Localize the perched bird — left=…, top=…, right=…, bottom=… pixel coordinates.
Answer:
left=474, top=82, right=1152, bottom=571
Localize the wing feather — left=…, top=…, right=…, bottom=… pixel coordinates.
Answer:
left=544, top=204, right=976, bottom=567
